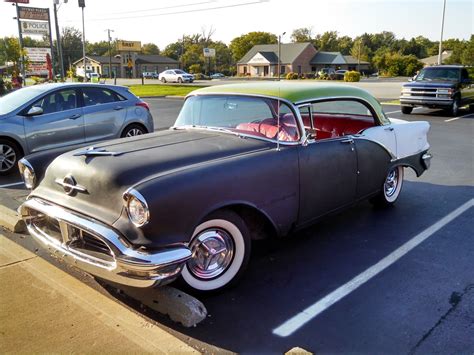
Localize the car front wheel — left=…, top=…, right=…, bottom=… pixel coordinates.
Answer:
left=0, top=139, right=21, bottom=175
left=161, top=77, right=167, bottom=83
left=370, top=166, right=404, bottom=207
left=401, top=106, right=413, bottom=114
left=449, top=96, right=460, bottom=117
left=181, top=210, right=251, bottom=293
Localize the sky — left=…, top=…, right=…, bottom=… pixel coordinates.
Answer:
left=0, top=0, right=472, bottom=49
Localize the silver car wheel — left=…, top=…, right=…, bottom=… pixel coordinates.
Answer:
left=0, top=144, right=17, bottom=172
left=126, top=128, right=144, bottom=137
left=384, top=168, right=399, bottom=197
left=187, top=228, right=234, bottom=280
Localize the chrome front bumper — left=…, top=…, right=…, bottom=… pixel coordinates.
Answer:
left=20, top=198, right=192, bottom=288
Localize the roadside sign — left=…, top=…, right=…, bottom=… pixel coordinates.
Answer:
left=78, top=0, right=85, bottom=7
left=203, top=48, right=216, bottom=57
left=25, top=47, right=51, bottom=62
left=21, top=20, right=49, bottom=36
left=18, top=6, right=49, bottom=21
left=4, top=0, right=30, bottom=3
left=127, top=59, right=133, bottom=68
left=117, top=40, right=141, bottom=52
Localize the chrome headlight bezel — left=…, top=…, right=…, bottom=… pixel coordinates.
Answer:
left=438, top=88, right=453, bottom=95
left=122, top=189, right=150, bottom=227
left=18, top=158, right=36, bottom=189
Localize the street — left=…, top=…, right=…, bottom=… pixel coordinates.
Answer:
left=1, top=99, right=473, bottom=353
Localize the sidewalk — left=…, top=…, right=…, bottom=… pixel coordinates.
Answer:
left=0, top=235, right=199, bottom=353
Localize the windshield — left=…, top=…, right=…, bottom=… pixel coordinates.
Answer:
left=174, top=95, right=300, bottom=142
left=416, top=67, right=460, bottom=82
left=0, top=86, right=48, bottom=115
left=175, top=70, right=186, bottom=74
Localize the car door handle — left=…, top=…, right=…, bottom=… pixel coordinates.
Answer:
left=384, top=127, right=394, bottom=131
left=340, top=138, right=354, bottom=144
left=68, top=114, right=81, bottom=120
left=114, top=106, right=124, bottom=110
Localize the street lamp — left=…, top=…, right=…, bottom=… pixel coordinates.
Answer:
left=438, top=0, right=447, bottom=65
left=105, top=29, right=114, bottom=79
left=53, top=0, right=67, bottom=80
left=277, top=31, right=286, bottom=81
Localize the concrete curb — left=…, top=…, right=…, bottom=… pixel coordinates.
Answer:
left=0, top=204, right=25, bottom=233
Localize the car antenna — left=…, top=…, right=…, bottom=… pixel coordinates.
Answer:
left=277, top=85, right=281, bottom=152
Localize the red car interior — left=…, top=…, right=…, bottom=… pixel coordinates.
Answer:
left=235, top=115, right=300, bottom=142
left=301, top=113, right=375, bottom=139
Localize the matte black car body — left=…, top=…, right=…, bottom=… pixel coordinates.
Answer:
left=20, top=83, right=431, bottom=292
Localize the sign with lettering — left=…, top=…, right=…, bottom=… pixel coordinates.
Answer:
left=117, top=40, right=141, bottom=52
left=4, top=0, right=30, bottom=4
left=21, top=20, right=49, bottom=36
left=203, top=48, right=216, bottom=57
left=18, top=6, right=49, bottom=21
left=25, top=47, right=51, bottom=62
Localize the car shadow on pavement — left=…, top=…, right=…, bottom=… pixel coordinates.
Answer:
left=109, top=181, right=473, bottom=354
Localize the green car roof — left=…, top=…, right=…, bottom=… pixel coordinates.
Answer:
left=190, top=82, right=385, bottom=119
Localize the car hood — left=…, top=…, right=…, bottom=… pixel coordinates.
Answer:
left=403, top=81, right=456, bottom=89
left=30, top=129, right=273, bottom=225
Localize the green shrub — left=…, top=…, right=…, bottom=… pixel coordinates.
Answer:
left=344, top=71, right=361, bottom=82
left=188, top=64, right=201, bottom=74
left=318, top=73, right=329, bottom=80
left=286, top=72, right=298, bottom=80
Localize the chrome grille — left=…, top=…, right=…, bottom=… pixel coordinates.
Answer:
left=29, top=212, right=113, bottom=262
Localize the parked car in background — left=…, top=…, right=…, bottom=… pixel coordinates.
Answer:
left=335, top=69, right=347, bottom=80
left=20, top=82, right=431, bottom=293
left=400, top=65, right=474, bottom=116
left=210, top=73, right=225, bottom=79
left=159, top=69, right=194, bottom=83
left=317, top=68, right=336, bottom=80
left=0, top=83, right=153, bottom=175
left=142, top=72, right=159, bottom=79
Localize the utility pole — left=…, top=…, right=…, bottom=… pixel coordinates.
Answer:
left=105, top=29, right=114, bottom=79
left=357, top=39, right=361, bottom=72
left=14, top=3, right=26, bottom=85
left=53, top=0, right=65, bottom=80
left=277, top=32, right=286, bottom=81
left=438, top=0, right=447, bottom=65
left=78, top=0, right=86, bottom=81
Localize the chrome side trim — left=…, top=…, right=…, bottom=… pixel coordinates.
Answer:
left=20, top=198, right=192, bottom=288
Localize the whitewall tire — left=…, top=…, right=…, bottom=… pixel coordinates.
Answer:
left=181, top=210, right=251, bottom=292
left=371, top=166, right=404, bottom=207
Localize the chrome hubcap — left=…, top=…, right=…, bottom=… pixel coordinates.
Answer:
left=126, top=128, right=143, bottom=137
left=187, top=228, right=234, bottom=280
left=384, top=168, right=399, bottom=197
left=0, top=144, right=16, bottom=172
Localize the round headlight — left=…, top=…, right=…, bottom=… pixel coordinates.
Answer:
left=18, top=159, right=36, bottom=189
left=124, top=190, right=149, bottom=227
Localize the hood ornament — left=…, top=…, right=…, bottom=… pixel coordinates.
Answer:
left=74, top=146, right=123, bottom=157
left=55, top=175, right=88, bottom=195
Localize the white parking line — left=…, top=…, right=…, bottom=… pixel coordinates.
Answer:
left=444, top=113, right=473, bottom=122
left=0, top=181, right=24, bottom=188
left=272, top=198, right=474, bottom=337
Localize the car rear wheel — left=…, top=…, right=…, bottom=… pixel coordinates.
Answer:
left=401, top=106, right=413, bottom=114
left=0, top=139, right=22, bottom=176
left=177, top=77, right=183, bottom=83
left=181, top=210, right=251, bottom=293
left=121, top=124, right=147, bottom=138
left=370, top=166, right=404, bottom=207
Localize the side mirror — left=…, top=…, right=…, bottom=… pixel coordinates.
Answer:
left=408, top=78, right=413, bottom=82
left=26, top=106, right=43, bottom=116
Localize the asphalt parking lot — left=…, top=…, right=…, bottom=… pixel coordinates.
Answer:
left=1, top=99, right=473, bottom=353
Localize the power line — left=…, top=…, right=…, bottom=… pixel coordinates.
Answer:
left=103, top=1, right=216, bottom=16
left=63, top=0, right=269, bottom=23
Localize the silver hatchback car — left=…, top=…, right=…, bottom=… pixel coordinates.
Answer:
left=0, top=83, right=154, bottom=175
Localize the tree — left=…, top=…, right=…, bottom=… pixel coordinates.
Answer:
left=315, top=31, right=340, bottom=51
left=291, top=27, right=313, bottom=43
left=0, top=37, right=25, bottom=75
left=350, top=39, right=370, bottom=63
left=229, top=31, right=277, bottom=62
left=338, top=36, right=353, bottom=55
left=86, top=41, right=110, bottom=56
left=142, top=43, right=160, bottom=55
left=60, top=27, right=84, bottom=71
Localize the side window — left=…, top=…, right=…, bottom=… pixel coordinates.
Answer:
left=461, top=68, right=469, bottom=81
left=303, top=100, right=376, bottom=140
left=31, top=89, right=77, bottom=114
left=82, top=88, right=124, bottom=106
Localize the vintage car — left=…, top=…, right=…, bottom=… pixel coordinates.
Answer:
left=19, top=82, right=432, bottom=293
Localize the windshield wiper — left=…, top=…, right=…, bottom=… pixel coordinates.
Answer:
left=74, top=146, right=123, bottom=157
left=173, top=125, right=244, bottom=137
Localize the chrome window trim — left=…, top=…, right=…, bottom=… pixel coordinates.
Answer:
left=182, top=92, right=308, bottom=146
